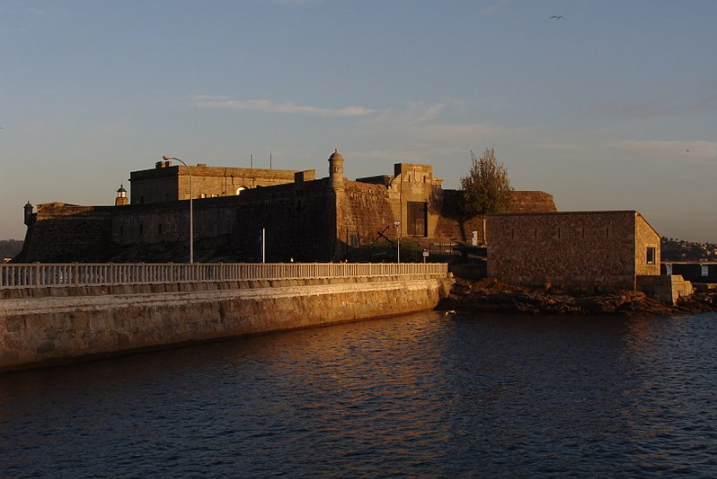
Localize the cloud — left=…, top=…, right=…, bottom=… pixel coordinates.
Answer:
left=597, top=93, right=717, bottom=122
left=416, top=122, right=535, bottom=143
left=193, top=97, right=375, bottom=117
left=482, top=0, right=511, bottom=15
left=533, top=139, right=582, bottom=151
left=608, top=140, right=717, bottom=162
left=365, top=102, right=446, bottom=126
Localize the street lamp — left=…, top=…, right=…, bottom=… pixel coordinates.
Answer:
left=162, top=156, right=193, bottom=263
left=394, top=221, right=401, bottom=263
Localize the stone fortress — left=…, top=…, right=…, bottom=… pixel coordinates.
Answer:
left=17, top=149, right=690, bottom=301
left=19, top=151, right=555, bottom=264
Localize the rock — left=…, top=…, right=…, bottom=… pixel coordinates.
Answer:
left=437, top=278, right=717, bottom=316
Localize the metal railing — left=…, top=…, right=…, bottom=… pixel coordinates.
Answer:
left=0, top=262, right=448, bottom=290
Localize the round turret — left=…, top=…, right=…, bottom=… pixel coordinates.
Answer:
left=328, top=149, right=344, bottom=190
left=115, top=184, right=129, bottom=206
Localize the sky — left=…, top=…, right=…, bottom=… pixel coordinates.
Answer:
left=1, top=0, right=716, bottom=242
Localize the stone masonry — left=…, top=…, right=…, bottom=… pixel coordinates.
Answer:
left=487, top=211, right=661, bottom=292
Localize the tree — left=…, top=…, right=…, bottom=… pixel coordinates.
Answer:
left=459, top=148, right=513, bottom=244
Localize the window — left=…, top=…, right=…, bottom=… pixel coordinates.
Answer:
left=646, top=247, right=656, bottom=264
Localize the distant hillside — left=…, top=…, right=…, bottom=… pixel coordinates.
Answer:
left=662, top=237, right=717, bottom=262
left=0, top=240, right=24, bottom=260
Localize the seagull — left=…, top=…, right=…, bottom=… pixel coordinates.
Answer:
left=550, top=15, right=563, bottom=19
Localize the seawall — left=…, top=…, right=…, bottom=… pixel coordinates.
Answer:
left=0, top=274, right=452, bottom=372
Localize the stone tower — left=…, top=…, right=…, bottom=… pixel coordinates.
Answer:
left=23, top=201, right=34, bottom=226
left=115, top=185, right=129, bottom=206
left=328, top=149, right=344, bottom=190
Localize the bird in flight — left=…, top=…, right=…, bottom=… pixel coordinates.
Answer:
left=550, top=15, right=563, bottom=20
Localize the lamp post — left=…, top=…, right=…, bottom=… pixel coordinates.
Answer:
left=394, top=221, right=401, bottom=263
left=162, top=156, right=193, bottom=263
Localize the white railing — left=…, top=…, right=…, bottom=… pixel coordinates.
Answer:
left=0, top=263, right=448, bottom=290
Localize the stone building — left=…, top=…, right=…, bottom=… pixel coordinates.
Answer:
left=487, top=211, right=662, bottom=292
left=18, top=151, right=557, bottom=263
left=130, top=160, right=313, bottom=204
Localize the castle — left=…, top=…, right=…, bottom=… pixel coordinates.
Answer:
left=18, top=151, right=556, bottom=263
left=17, top=150, right=694, bottom=301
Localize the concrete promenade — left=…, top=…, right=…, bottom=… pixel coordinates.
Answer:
left=0, top=263, right=452, bottom=372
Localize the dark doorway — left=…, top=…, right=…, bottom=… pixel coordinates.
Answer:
left=407, top=202, right=428, bottom=237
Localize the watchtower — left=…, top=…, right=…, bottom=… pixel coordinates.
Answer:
left=328, top=149, right=344, bottom=190
left=115, top=185, right=129, bottom=206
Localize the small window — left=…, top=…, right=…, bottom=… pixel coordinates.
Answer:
left=646, top=247, right=656, bottom=264
left=158, top=224, right=163, bottom=234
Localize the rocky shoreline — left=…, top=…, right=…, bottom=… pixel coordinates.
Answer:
left=438, top=278, right=717, bottom=316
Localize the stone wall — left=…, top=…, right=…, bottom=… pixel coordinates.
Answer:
left=21, top=203, right=114, bottom=262
left=635, top=213, right=661, bottom=277
left=18, top=157, right=560, bottom=262
left=0, top=275, right=452, bottom=372
left=487, top=211, right=660, bottom=292
left=510, top=191, right=557, bottom=213
left=431, top=190, right=557, bottom=243
left=112, top=196, right=242, bottom=246
left=338, top=181, right=396, bottom=250
left=228, top=180, right=337, bottom=262
left=130, top=162, right=311, bottom=204
left=637, top=275, right=693, bottom=305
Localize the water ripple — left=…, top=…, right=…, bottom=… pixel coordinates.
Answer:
left=1, top=312, right=717, bottom=477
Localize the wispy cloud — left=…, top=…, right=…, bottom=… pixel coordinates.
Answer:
left=193, top=97, right=375, bottom=118
left=534, top=138, right=582, bottom=151
left=598, top=93, right=717, bottom=122
left=416, top=122, right=535, bottom=143
left=608, top=140, right=717, bottom=161
left=482, top=0, right=511, bottom=15
left=365, top=102, right=446, bottom=126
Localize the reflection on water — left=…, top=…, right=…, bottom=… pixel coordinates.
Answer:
left=1, top=312, right=717, bottom=478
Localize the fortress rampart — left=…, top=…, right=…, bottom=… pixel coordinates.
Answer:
left=17, top=153, right=558, bottom=263
left=0, top=263, right=452, bottom=372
